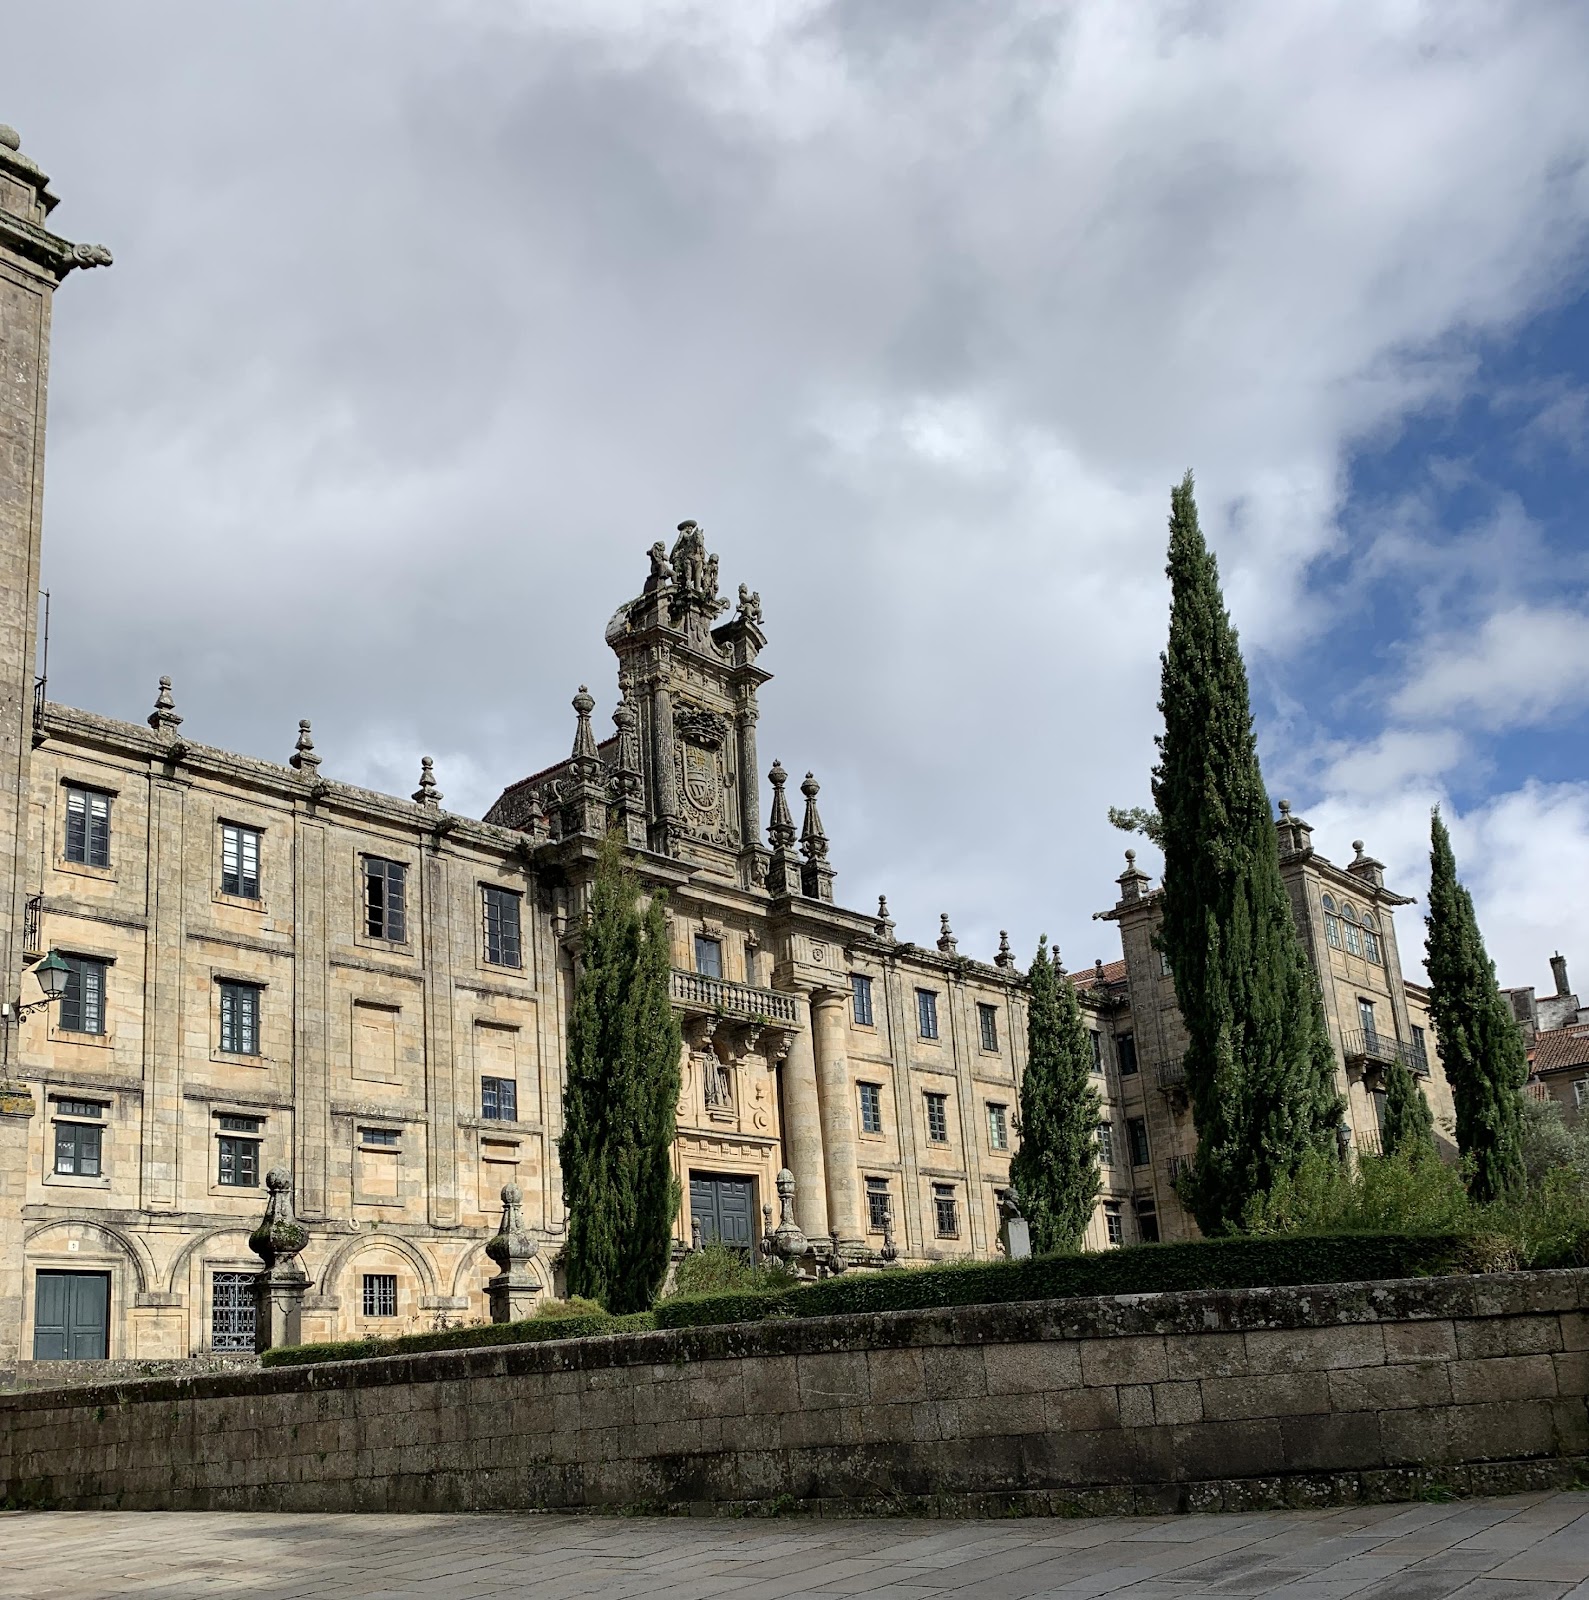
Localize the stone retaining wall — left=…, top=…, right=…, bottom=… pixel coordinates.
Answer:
left=4, top=1271, right=1588, bottom=1516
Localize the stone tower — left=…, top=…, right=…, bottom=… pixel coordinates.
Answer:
left=0, top=124, right=108, bottom=1371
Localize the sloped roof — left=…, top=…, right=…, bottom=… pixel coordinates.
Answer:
left=1531, top=1024, right=1589, bottom=1076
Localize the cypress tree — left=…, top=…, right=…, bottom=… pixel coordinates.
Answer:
left=1151, top=470, right=1340, bottom=1234
left=559, top=833, right=682, bottom=1311
left=1378, top=1056, right=1436, bottom=1161
left=1425, top=808, right=1527, bottom=1203
left=1009, top=937, right=1101, bottom=1253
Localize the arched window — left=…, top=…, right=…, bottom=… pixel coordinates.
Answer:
left=1361, top=911, right=1382, bottom=965
left=1341, top=902, right=1362, bottom=956
left=1321, top=893, right=1341, bottom=950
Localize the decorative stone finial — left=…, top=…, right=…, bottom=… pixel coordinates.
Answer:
left=761, top=1166, right=807, bottom=1265
left=289, top=719, right=320, bottom=773
left=875, top=894, right=896, bottom=942
left=248, top=1168, right=308, bottom=1271
left=0, top=126, right=20, bottom=152
left=937, top=913, right=958, bottom=954
left=485, top=1182, right=541, bottom=1323
left=1052, top=943, right=1067, bottom=977
left=995, top=930, right=1014, bottom=968
left=767, top=760, right=796, bottom=850
left=147, top=675, right=182, bottom=734
left=798, top=772, right=828, bottom=862
left=1352, top=840, right=1365, bottom=858
left=412, top=756, right=441, bottom=808
left=1278, top=799, right=1291, bottom=816
left=1117, top=849, right=1151, bottom=902
left=1094, top=957, right=1107, bottom=985
left=570, top=685, right=599, bottom=762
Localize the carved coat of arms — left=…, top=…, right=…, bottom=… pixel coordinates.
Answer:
left=674, top=705, right=732, bottom=844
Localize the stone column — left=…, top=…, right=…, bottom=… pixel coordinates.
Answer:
left=0, top=1080, right=34, bottom=1372
left=249, top=1167, right=310, bottom=1353
left=811, top=989, right=863, bottom=1250
left=779, top=1000, right=829, bottom=1241
left=648, top=679, right=677, bottom=852
left=735, top=706, right=760, bottom=849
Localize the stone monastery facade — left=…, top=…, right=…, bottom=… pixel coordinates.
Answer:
left=0, top=128, right=1455, bottom=1370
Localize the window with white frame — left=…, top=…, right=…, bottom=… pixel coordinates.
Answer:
left=977, top=1003, right=999, bottom=1052
left=986, top=1102, right=1009, bottom=1151
left=1322, top=893, right=1342, bottom=949
left=64, top=786, right=111, bottom=867
left=857, top=1081, right=883, bottom=1135
left=916, top=989, right=939, bottom=1040
left=219, top=982, right=261, bottom=1056
left=852, top=973, right=874, bottom=1027
left=220, top=823, right=261, bottom=899
left=932, top=1183, right=959, bottom=1238
left=924, top=1091, right=949, bottom=1143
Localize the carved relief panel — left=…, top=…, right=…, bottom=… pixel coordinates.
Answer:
left=672, top=703, right=736, bottom=847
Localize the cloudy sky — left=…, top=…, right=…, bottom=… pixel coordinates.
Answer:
left=5, top=0, right=1587, bottom=989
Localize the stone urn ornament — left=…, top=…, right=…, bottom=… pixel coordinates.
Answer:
left=485, top=1183, right=541, bottom=1324
left=248, top=1168, right=311, bottom=1352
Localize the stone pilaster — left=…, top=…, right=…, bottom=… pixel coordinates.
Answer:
left=0, top=1080, right=34, bottom=1373
left=648, top=679, right=677, bottom=853
left=139, top=776, right=186, bottom=1212
left=421, top=846, right=457, bottom=1228
left=293, top=818, right=330, bottom=1220
left=779, top=1000, right=829, bottom=1241
left=811, top=989, right=863, bottom=1250
left=735, top=705, right=765, bottom=888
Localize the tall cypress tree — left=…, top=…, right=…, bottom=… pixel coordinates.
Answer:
left=1151, top=471, right=1340, bottom=1234
left=560, top=833, right=682, bottom=1311
left=1009, top=937, right=1101, bottom=1253
left=1378, top=1056, right=1436, bottom=1160
left=1425, top=808, right=1527, bottom=1203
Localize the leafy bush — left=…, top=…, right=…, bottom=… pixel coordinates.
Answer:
left=1242, top=1148, right=1472, bottom=1238
left=652, top=1231, right=1473, bottom=1330
left=533, top=1295, right=607, bottom=1320
left=671, top=1243, right=801, bottom=1298
left=260, top=1309, right=655, bottom=1368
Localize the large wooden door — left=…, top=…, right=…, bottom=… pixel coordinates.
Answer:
left=689, top=1173, right=756, bottom=1250
left=33, top=1271, right=110, bottom=1360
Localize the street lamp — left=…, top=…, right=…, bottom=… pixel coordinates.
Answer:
left=12, top=948, right=68, bottom=1017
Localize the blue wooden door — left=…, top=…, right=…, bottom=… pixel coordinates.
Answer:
left=689, top=1173, right=756, bottom=1249
left=33, top=1271, right=110, bottom=1360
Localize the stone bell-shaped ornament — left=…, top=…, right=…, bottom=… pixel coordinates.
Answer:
left=248, top=1168, right=311, bottom=1352
left=485, top=1183, right=541, bottom=1324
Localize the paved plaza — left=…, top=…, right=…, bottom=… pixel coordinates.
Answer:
left=4, top=1492, right=1589, bottom=1600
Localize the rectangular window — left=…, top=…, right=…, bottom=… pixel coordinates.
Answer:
left=52, top=1098, right=104, bottom=1120
left=218, top=1114, right=263, bottom=1134
left=359, top=1126, right=399, bottom=1148
left=211, top=1271, right=256, bottom=1351
left=933, top=1183, right=959, bottom=1238
left=64, top=786, right=111, bottom=867
left=218, top=982, right=261, bottom=1056
left=1116, top=1033, right=1138, bottom=1076
left=865, top=1176, right=890, bottom=1233
left=482, top=886, right=523, bottom=968
left=1410, top=1024, right=1427, bottom=1063
left=1135, top=1198, right=1160, bottom=1244
left=987, top=1102, right=1009, bottom=1151
left=54, top=1121, right=102, bottom=1176
left=851, top=973, right=874, bottom=1027
left=1324, top=912, right=1342, bottom=949
left=362, top=1274, right=397, bottom=1318
left=220, top=824, right=261, bottom=899
left=217, top=1136, right=260, bottom=1188
left=1358, top=997, right=1377, bottom=1039
left=1157, top=949, right=1172, bottom=978
left=1127, top=1116, right=1150, bottom=1168
left=1097, top=1120, right=1114, bottom=1166
left=1089, top=1031, right=1102, bottom=1074
left=1103, top=1200, right=1123, bottom=1245
left=916, top=989, right=939, bottom=1040
left=693, top=934, right=722, bottom=979
left=858, top=1081, right=882, bottom=1135
left=363, top=857, right=407, bottom=942
left=1575, top=1080, right=1589, bottom=1110
left=924, top=1091, right=949, bottom=1143
left=1364, top=928, right=1383, bottom=965
left=481, top=1076, right=518, bottom=1121
left=977, top=1002, right=999, bottom=1052
left=1344, top=920, right=1363, bottom=958
left=58, top=956, right=106, bottom=1035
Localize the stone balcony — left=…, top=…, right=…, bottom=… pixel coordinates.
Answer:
left=1341, top=1029, right=1430, bottom=1077
left=669, top=970, right=803, bottom=1028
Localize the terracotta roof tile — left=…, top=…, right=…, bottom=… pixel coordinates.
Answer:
left=1531, top=1025, right=1589, bottom=1075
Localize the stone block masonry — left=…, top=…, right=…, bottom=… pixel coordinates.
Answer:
left=3, top=1271, right=1589, bottom=1516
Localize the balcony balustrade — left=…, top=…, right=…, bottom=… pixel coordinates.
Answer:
left=1341, top=1029, right=1430, bottom=1077
left=669, top=970, right=803, bottom=1028
left=1156, top=1057, right=1186, bottom=1091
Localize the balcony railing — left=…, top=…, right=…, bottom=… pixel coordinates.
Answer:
left=1341, top=1029, right=1430, bottom=1077
left=1167, top=1153, right=1193, bottom=1183
left=1355, top=1125, right=1384, bottom=1156
left=1156, top=1057, right=1186, bottom=1091
left=670, top=970, right=803, bottom=1028
left=21, top=894, right=41, bottom=961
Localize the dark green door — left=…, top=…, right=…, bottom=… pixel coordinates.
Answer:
left=33, top=1270, right=110, bottom=1360
left=689, top=1173, right=756, bottom=1250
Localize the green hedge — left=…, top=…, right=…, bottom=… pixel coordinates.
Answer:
left=652, top=1232, right=1475, bottom=1330
left=260, top=1309, right=656, bottom=1368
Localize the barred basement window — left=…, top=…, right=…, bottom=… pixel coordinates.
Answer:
left=220, top=824, right=261, bottom=899
left=211, top=1272, right=256, bottom=1351
left=482, top=886, right=522, bottom=968
left=977, top=1003, right=998, bottom=1052
left=924, top=1091, right=948, bottom=1143
left=857, top=1081, right=882, bottom=1135
left=866, top=1176, right=891, bottom=1233
left=219, top=982, right=261, bottom=1056
left=481, top=1076, right=517, bottom=1121
left=932, top=1183, right=959, bottom=1238
left=64, top=786, right=110, bottom=867
left=59, top=956, right=106, bottom=1035
left=851, top=973, right=874, bottom=1027
left=363, top=857, right=407, bottom=942
left=362, top=1274, right=397, bottom=1318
